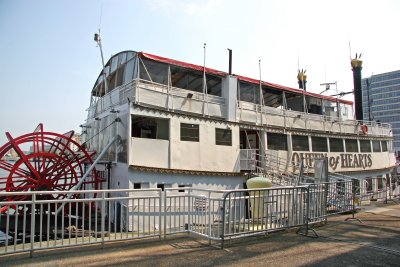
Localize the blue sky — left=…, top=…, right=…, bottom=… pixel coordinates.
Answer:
left=1, top=0, right=399, bottom=145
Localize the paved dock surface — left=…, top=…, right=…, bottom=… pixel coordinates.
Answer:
left=1, top=203, right=400, bottom=266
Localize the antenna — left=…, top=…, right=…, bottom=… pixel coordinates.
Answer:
left=259, top=59, right=264, bottom=106
left=348, top=41, right=352, bottom=61
left=99, top=1, right=103, bottom=31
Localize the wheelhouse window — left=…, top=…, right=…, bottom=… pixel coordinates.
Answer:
left=329, top=138, right=344, bottom=152
left=170, top=65, right=222, bottom=96
left=381, top=141, right=388, bottom=152
left=180, top=123, right=199, bottom=142
left=238, top=81, right=260, bottom=104
left=131, top=116, right=169, bottom=140
left=292, top=135, right=309, bottom=151
left=372, top=140, right=381, bottom=152
left=267, top=133, right=288, bottom=150
left=215, top=128, right=232, bottom=146
left=139, top=59, right=168, bottom=85
left=360, top=140, right=372, bottom=153
left=345, top=139, right=358, bottom=152
left=311, top=136, right=328, bottom=152
left=124, top=57, right=137, bottom=84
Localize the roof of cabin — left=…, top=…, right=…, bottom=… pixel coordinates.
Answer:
left=95, top=50, right=353, bottom=105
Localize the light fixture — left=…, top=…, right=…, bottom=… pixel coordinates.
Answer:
left=187, top=93, right=193, bottom=99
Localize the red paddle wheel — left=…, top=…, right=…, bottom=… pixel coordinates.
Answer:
left=0, top=124, right=101, bottom=213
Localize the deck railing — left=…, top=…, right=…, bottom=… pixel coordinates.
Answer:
left=2, top=179, right=396, bottom=255
left=86, top=79, right=392, bottom=138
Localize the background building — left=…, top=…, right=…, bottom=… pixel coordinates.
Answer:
left=362, top=70, right=400, bottom=156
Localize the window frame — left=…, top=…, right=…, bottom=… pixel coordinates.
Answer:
left=329, top=138, right=344, bottom=152
left=292, top=135, right=310, bottom=151
left=215, top=128, right=232, bottom=146
left=311, top=136, right=328, bottom=152
left=180, top=123, right=200, bottom=142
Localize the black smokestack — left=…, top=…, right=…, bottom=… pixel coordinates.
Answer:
left=228, top=48, right=232, bottom=75
left=351, top=53, right=363, bottom=121
left=297, top=69, right=307, bottom=91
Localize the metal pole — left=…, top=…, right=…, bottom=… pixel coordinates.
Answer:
left=30, top=194, right=36, bottom=258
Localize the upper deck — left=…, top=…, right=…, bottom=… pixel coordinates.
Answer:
left=87, top=51, right=392, bottom=138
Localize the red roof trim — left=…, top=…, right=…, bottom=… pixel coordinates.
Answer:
left=237, top=76, right=352, bottom=105
left=139, top=52, right=353, bottom=105
left=139, top=52, right=228, bottom=77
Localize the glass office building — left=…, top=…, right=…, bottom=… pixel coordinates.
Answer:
left=362, top=70, right=400, bottom=155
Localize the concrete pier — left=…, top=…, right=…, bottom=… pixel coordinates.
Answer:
left=1, top=203, right=400, bottom=266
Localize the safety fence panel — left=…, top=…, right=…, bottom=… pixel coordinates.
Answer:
left=220, top=186, right=308, bottom=242
left=163, top=188, right=226, bottom=240
left=307, top=181, right=354, bottom=223
left=0, top=189, right=162, bottom=256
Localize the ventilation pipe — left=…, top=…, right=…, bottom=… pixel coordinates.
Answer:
left=228, top=48, right=232, bottom=75
left=351, top=53, right=363, bottom=121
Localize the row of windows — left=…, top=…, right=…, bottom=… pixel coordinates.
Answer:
left=362, top=85, right=400, bottom=95
left=131, top=116, right=390, bottom=152
left=131, top=116, right=232, bottom=146
left=133, top=183, right=191, bottom=192
left=365, top=79, right=400, bottom=88
left=267, top=133, right=389, bottom=153
left=362, top=90, right=400, bottom=101
left=365, top=72, right=400, bottom=83
left=370, top=103, right=400, bottom=112
left=364, top=97, right=400, bottom=107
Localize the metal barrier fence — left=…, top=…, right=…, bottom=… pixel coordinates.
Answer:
left=0, top=189, right=162, bottom=256
left=0, top=180, right=383, bottom=255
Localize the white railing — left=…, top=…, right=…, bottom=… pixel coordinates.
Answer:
left=1, top=181, right=399, bottom=254
left=238, top=101, right=392, bottom=137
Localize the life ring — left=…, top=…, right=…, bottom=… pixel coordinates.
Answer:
left=360, top=124, right=368, bottom=135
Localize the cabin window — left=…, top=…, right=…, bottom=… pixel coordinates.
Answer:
left=171, top=66, right=203, bottom=93
left=157, top=183, right=171, bottom=191
left=267, top=133, right=288, bottom=151
left=381, top=141, right=388, bottom=152
left=239, top=82, right=260, bottom=104
left=292, top=135, right=309, bottom=151
left=131, top=116, right=169, bottom=140
left=206, top=75, right=222, bottom=96
left=157, top=184, right=165, bottom=191
left=140, top=59, right=169, bottom=85
left=116, top=65, right=125, bottom=87
left=372, top=140, right=381, bottom=152
left=215, top=128, right=232, bottom=146
left=178, top=184, right=186, bottom=193
left=345, top=139, right=358, bottom=152
left=180, top=123, right=199, bottom=142
left=329, top=138, right=344, bottom=152
left=108, top=72, right=116, bottom=91
left=311, top=136, right=328, bottom=152
left=360, top=140, right=372, bottom=153
left=133, top=183, right=141, bottom=189
left=118, top=53, right=127, bottom=65
left=124, top=58, right=137, bottom=83
left=110, top=56, right=118, bottom=73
